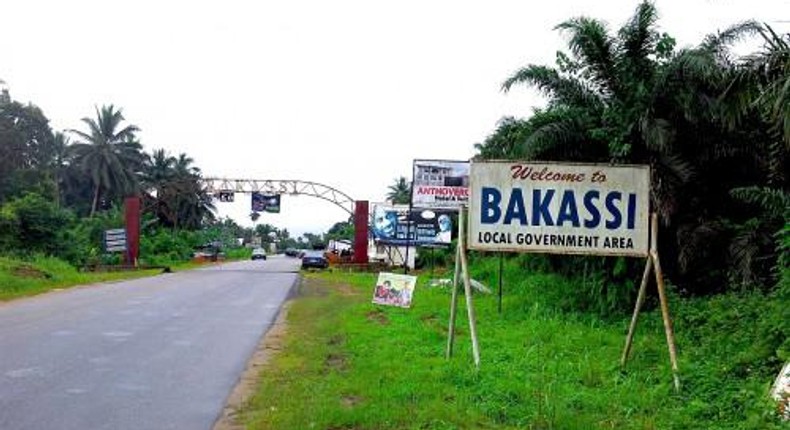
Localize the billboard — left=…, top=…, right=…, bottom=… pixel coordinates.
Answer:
left=370, top=204, right=454, bottom=246
left=251, top=193, right=281, bottom=213
left=412, top=159, right=470, bottom=210
left=372, top=272, right=417, bottom=308
left=469, top=162, right=650, bottom=256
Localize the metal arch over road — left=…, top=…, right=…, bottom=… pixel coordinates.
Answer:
left=201, top=178, right=356, bottom=216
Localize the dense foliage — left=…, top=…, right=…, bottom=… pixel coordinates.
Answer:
left=0, top=88, right=265, bottom=265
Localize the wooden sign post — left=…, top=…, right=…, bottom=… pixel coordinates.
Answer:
left=445, top=207, right=481, bottom=368
left=621, top=213, right=681, bottom=392
left=445, top=161, right=680, bottom=390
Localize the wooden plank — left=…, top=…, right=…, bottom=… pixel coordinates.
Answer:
left=621, top=256, right=652, bottom=366
left=651, top=213, right=681, bottom=392
left=458, top=208, right=481, bottom=368
left=445, top=243, right=461, bottom=359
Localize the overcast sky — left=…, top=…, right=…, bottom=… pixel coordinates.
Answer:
left=2, top=0, right=787, bottom=237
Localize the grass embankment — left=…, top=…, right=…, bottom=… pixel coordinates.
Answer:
left=0, top=256, right=163, bottom=301
left=0, top=248, right=258, bottom=301
left=240, top=265, right=787, bottom=429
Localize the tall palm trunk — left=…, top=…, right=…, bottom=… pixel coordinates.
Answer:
left=90, top=184, right=101, bottom=218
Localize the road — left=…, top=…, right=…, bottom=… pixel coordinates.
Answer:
left=0, top=256, right=300, bottom=430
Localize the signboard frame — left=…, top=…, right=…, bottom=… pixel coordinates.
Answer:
left=411, top=159, right=470, bottom=211
left=467, top=161, right=650, bottom=257
left=445, top=160, right=679, bottom=391
left=370, top=203, right=454, bottom=247
left=372, top=272, right=418, bottom=308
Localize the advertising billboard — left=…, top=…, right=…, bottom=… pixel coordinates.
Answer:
left=412, top=159, right=469, bottom=210
left=251, top=193, right=281, bottom=213
left=370, top=203, right=454, bottom=246
left=372, top=272, right=418, bottom=308
left=469, top=162, right=650, bottom=256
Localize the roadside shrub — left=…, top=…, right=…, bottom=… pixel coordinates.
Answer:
left=0, top=192, right=74, bottom=257
left=139, top=228, right=202, bottom=265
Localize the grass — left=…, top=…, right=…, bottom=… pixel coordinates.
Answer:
left=0, top=250, right=263, bottom=301
left=240, top=266, right=787, bottom=429
left=0, top=255, right=164, bottom=301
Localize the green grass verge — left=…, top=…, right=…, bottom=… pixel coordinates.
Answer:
left=241, top=270, right=786, bottom=429
left=0, top=255, right=163, bottom=301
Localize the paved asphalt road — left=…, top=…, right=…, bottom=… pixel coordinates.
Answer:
left=0, top=256, right=300, bottom=430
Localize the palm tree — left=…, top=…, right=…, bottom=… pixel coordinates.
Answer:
left=142, top=148, right=214, bottom=230
left=69, top=105, right=143, bottom=216
left=716, top=25, right=790, bottom=286
left=386, top=176, right=411, bottom=204
left=174, top=153, right=200, bottom=177
left=486, top=1, right=785, bottom=292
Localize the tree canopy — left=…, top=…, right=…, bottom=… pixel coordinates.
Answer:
left=477, top=1, right=788, bottom=294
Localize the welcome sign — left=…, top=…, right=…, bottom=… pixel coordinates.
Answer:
left=469, top=162, right=650, bottom=257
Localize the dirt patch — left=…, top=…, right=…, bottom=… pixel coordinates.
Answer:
left=328, top=334, right=345, bottom=346
left=212, top=301, right=291, bottom=430
left=12, top=265, right=50, bottom=279
left=366, top=309, right=390, bottom=325
left=334, top=283, right=359, bottom=296
left=325, top=353, right=348, bottom=372
left=340, top=395, right=363, bottom=409
left=420, top=313, right=439, bottom=324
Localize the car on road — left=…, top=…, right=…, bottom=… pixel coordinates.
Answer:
left=301, top=250, right=329, bottom=269
left=193, top=242, right=225, bottom=262
left=251, top=248, right=267, bottom=260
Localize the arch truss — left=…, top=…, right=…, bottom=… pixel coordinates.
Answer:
left=201, top=178, right=356, bottom=216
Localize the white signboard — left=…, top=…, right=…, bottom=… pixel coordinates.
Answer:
left=104, top=228, right=127, bottom=253
left=412, top=159, right=469, bottom=210
left=469, top=162, right=650, bottom=257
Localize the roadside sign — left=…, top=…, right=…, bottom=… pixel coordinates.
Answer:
left=217, top=190, right=235, bottom=202
left=104, top=229, right=127, bottom=253
left=412, top=159, right=470, bottom=210
left=468, top=161, right=650, bottom=257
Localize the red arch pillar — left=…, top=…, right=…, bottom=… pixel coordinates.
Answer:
left=124, top=196, right=141, bottom=266
left=353, top=201, right=369, bottom=264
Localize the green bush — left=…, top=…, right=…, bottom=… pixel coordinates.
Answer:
left=0, top=192, right=74, bottom=257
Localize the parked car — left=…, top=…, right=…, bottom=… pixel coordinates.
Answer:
left=301, top=250, right=329, bottom=269
left=251, top=248, right=267, bottom=260
left=193, top=243, right=225, bottom=262
left=284, top=248, right=299, bottom=257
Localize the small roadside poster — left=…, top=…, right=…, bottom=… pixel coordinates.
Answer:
left=372, top=272, right=417, bottom=308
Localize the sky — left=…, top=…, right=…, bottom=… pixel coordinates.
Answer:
left=1, top=0, right=787, bottom=237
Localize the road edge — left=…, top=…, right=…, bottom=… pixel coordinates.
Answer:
left=212, top=275, right=300, bottom=430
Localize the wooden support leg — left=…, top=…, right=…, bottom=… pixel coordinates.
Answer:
left=459, top=244, right=480, bottom=368
left=653, top=249, right=681, bottom=392
left=446, top=244, right=461, bottom=359
left=621, top=257, right=653, bottom=367
left=458, top=208, right=480, bottom=368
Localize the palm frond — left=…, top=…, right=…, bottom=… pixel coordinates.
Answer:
left=701, top=21, right=762, bottom=56
left=618, top=1, right=659, bottom=68
left=676, top=220, right=724, bottom=273
left=502, top=65, right=604, bottom=109
left=639, top=116, right=675, bottom=153
left=730, top=186, right=790, bottom=220
left=555, top=17, right=618, bottom=95
left=522, top=115, right=587, bottom=160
